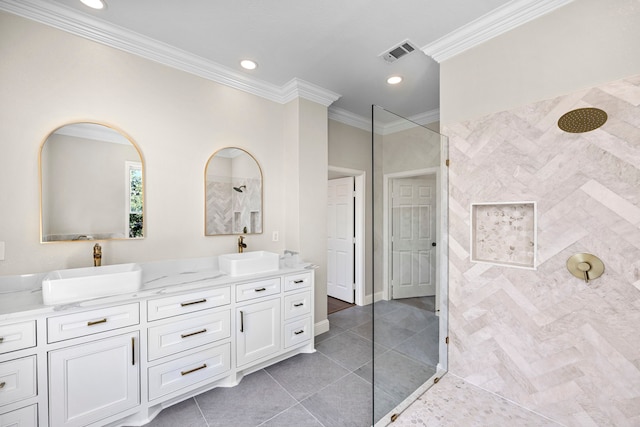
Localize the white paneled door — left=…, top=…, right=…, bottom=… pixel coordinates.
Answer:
left=391, top=175, right=436, bottom=299
left=327, top=177, right=355, bottom=303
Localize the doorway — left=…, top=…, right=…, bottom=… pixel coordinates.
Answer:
left=389, top=174, right=437, bottom=300
left=327, top=167, right=366, bottom=307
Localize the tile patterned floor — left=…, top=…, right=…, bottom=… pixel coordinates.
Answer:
left=142, top=299, right=439, bottom=427
left=141, top=299, right=562, bottom=426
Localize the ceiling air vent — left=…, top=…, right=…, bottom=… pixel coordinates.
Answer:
left=379, top=40, right=418, bottom=64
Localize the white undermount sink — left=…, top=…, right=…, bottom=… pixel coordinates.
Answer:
left=218, top=251, right=279, bottom=276
left=42, top=263, right=142, bottom=305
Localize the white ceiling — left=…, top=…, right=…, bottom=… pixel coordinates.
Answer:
left=1, top=0, right=573, bottom=126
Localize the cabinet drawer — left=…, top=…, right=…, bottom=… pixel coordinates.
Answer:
left=148, top=343, right=231, bottom=401
left=0, top=321, right=36, bottom=354
left=147, top=287, right=231, bottom=321
left=236, top=278, right=281, bottom=303
left=284, top=272, right=312, bottom=292
left=283, top=291, right=312, bottom=320
left=0, top=356, right=36, bottom=407
left=284, top=317, right=312, bottom=349
left=0, top=404, right=37, bottom=427
left=148, top=311, right=231, bottom=361
left=47, top=303, right=139, bottom=343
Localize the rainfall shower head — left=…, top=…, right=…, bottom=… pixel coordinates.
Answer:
left=233, top=185, right=246, bottom=193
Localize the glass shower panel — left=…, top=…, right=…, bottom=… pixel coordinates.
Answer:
left=372, top=105, right=448, bottom=425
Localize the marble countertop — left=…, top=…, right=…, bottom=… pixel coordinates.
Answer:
left=0, top=255, right=315, bottom=322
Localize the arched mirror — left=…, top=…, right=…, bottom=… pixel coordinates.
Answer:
left=40, top=122, right=144, bottom=242
left=205, top=147, right=262, bottom=235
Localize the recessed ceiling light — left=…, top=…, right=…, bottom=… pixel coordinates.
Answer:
left=240, top=60, right=258, bottom=70
left=387, top=76, right=403, bottom=85
left=80, top=0, right=106, bottom=9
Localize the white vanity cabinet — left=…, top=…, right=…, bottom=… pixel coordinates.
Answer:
left=46, top=304, right=141, bottom=427
left=146, top=286, right=233, bottom=403
left=0, top=265, right=314, bottom=427
left=48, top=332, right=140, bottom=427
left=0, top=320, right=38, bottom=427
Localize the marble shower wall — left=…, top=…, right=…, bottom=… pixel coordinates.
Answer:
left=444, top=74, right=640, bottom=427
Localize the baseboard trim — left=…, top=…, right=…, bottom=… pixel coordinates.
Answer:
left=314, top=319, right=330, bottom=336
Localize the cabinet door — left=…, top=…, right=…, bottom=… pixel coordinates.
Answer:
left=49, top=332, right=139, bottom=427
left=236, top=299, right=280, bottom=367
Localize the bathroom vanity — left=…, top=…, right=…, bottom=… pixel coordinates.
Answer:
left=0, top=257, right=315, bottom=427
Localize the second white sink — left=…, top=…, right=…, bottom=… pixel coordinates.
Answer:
left=42, top=263, right=142, bottom=305
left=218, top=251, right=279, bottom=276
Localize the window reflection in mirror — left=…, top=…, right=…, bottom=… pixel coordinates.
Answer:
left=205, top=147, right=262, bottom=235
left=40, top=123, right=144, bottom=242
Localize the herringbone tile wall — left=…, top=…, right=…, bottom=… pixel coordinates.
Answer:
left=443, top=74, right=640, bottom=427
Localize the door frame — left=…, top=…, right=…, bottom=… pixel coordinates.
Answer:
left=328, top=166, right=366, bottom=306
left=383, top=167, right=441, bottom=309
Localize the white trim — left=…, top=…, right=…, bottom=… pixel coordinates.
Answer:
left=329, top=106, right=440, bottom=135
left=314, top=319, right=330, bottom=336
left=0, top=0, right=341, bottom=107
left=327, top=166, right=366, bottom=307
left=421, top=0, right=574, bottom=62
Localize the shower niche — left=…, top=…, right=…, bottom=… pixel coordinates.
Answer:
left=470, top=201, right=537, bottom=269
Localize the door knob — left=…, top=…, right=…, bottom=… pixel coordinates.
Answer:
left=432, top=242, right=436, bottom=247
left=567, top=253, right=604, bottom=284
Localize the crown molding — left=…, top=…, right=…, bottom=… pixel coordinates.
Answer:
left=328, top=107, right=371, bottom=132
left=329, top=107, right=440, bottom=135
left=422, top=0, right=574, bottom=63
left=0, top=0, right=341, bottom=107
left=281, top=79, right=341, bottom=107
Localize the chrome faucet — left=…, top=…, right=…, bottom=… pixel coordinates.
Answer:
left=93, top=243, right=102, bottom=267
left=238, top=236, right=247, bottom=253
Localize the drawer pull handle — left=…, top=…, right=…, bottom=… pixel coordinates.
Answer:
left=87, top=318, right=107, bottom=326
left=181, top=363, right=207, bottom=376
left=294, top=330, right=305, bottom=335
left=293, top=279, right=304, bottom=284
left=294, top=303, right=304, bottom=307
left=181, top=298, right=207, bottom=307
left=181, top=328, right=207, bottom=339
left=240, top=311, right=244, bottom=332
left=0, top=382, right=5, bottom=389
left=254, top=287, right=266, bottom=292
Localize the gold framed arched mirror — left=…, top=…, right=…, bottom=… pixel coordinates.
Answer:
left=39, top=122, right=145, bottom=242
left=205, top=147, right=263, bottom=235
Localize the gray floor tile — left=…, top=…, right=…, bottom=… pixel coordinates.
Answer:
left=302, top=373, right=373, bottom=427
left=259, top=404, right=323, bottom=427
left=265, top=352, right=349, bottom=401
left=378, top=304, right=438, bottom=333
left=373, top=385, right=400, bottom=425
left=372, top=300, right=403, bottom=317
left=368, top=350, right=437, bottom=402
left=372, top=318, right=417, bottom=348
left=394, top=319, right=439, bottom=367
left=142, top=398, right=206, bottom=427
left=314, top=324, right=345, bottom=344
left=328, top=306, right=372, bottom=330
left=195, top=369, right=296, bottom=427
left=317, top=330, right=387, bottom=371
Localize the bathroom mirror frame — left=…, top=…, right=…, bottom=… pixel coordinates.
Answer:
left=204, top=147, right=264, bottom=236
left=39, top=121, right=145, bottom=243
